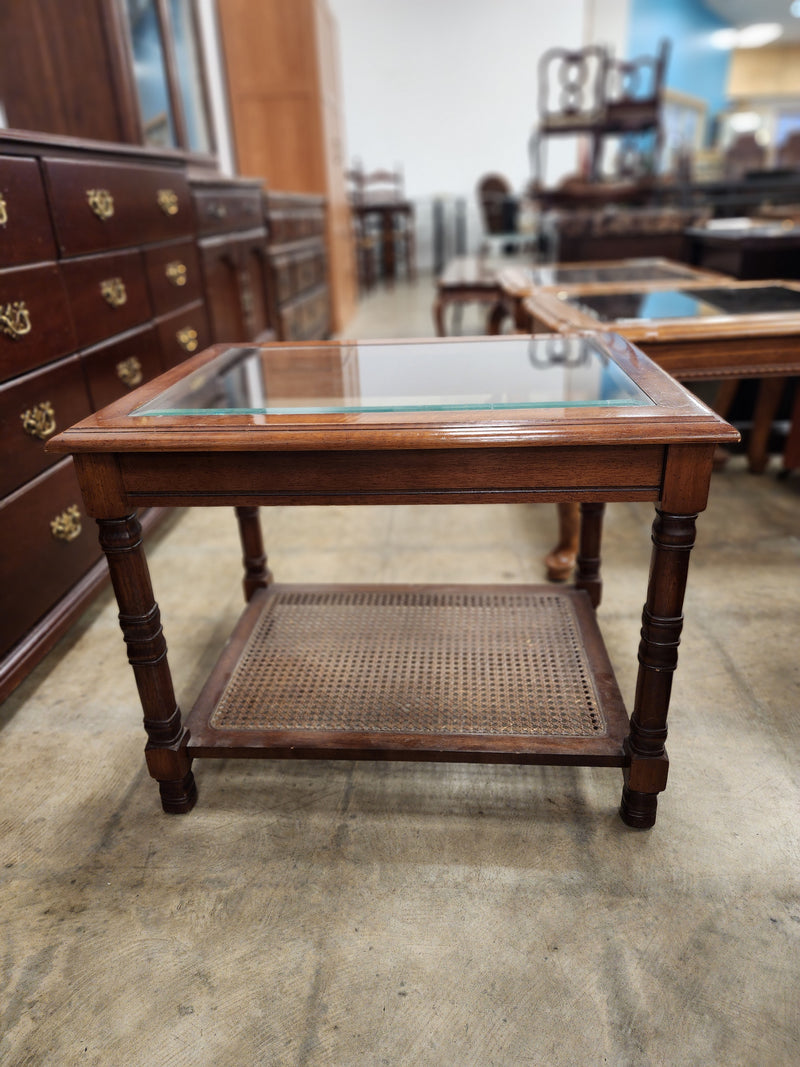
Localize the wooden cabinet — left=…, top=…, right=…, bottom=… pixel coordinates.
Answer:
left=216, top=0, right=357, bottom=332
left=192, top=176, right=274, bottom=344
left=0, top=135, right=218, bottom=701
left=264, top=192, right=331, bottom=341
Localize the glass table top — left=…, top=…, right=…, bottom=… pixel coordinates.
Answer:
left=528, top=261, right=698, bottom=286
left=133, top=335, right=651, bottom=417
left=566, top=285, right=800, bottom=324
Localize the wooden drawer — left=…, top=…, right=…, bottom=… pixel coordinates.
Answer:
left=60, top=249, right=151, bottom=348
left=42, top=157, right=193, bottom=256
left=0, top=457, right=102, bottom=659
left=272, top=241, right=327, bottom=304
left=0, top=156, right=57, bottom=267
left=156, top=301, right=211, bottom=369
left=266, top=194, right=325, bottom=244
left=0, top=262, right=77, bottom=381
left=278, top=285, right=331, bottom=341
left=144, top=239, right=203, bottom=316
left=80, top=324, right=164, bottom=411
left=0, top=354, right=93, bottom=498
left=193, top=185, right=263, bottom=236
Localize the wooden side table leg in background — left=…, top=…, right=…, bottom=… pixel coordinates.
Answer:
left=620, top=507, right=697, bottom=829
left=235, top=506, right=272, bottom=601
left=575, top=502, right=605, bottom=608
left=98, top=513, right=197, bottom=814
left=748, top=376, right=786, bottom=474
left=545, top=501, right=580, bottom=581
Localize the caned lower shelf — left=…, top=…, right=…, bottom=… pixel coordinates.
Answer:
left=184, top=583, right=631, bottom=766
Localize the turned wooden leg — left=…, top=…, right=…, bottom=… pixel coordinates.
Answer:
left=487, top=299, right=509, bottom=335
left=575, top=502, right=605, bottom=608
left=98, top=514, right=196, bottom=814
left=433, top=293, right=446, bottom=336
left=235, top=506, right=272, bottom=601
left=620, top=508, right=697, bottom=829
left=748, top=377, right=785, bottom=474
left=545, top=502, right=580, bottom=582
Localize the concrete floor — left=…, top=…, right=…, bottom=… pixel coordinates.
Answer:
left=2, top=276, right=799, bottom=1065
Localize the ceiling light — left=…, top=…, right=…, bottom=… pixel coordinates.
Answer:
left=729, top=111, right=761, bottom=133
left=710, top=23, right=783, bottom=49
left=791, top=0, right=800, bottom=17
left=737, top=23, right=783, bottom=47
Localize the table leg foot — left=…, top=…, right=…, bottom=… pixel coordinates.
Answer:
left=545, top=502, right=580, bottom=582
left=619, top=785, right=658, bottom=829
left=158, top=770, right=198, bottom=814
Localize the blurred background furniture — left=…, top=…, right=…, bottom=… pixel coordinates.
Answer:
left=723, top=133, right=766, bottom=180
left=530, top=40, right=669, bottom=189
left=347, top=163, right=415, bottom=284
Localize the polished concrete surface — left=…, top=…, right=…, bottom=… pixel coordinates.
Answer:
left=2, top=276, right=799, bottom=1065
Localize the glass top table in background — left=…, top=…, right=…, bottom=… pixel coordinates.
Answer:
left=521, top=279, right=800, bottom=475
left=49, top=333, right=738, bottom=830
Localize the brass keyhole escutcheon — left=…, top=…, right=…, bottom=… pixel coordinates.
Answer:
left=157, top=189, right=179, bottom=216
left=176, top=327, right=199, bottom=352
left=100, top=278, right=127, bottom=309
left=166, top=261, right=188, bottom=287
left=0, top=300, right=32, bottom=339
left=21, top=400, right=56, bottom=440
left=0, top=193, right=8, bottom=227
left=86, top=188, right=114, bottom=220
left=116, top=355, right=143, bottom=388
left=50, top=505, right=82, bottom=542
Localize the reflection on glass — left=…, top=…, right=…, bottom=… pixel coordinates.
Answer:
left=571, top=285, right=800, bottom=323
left=169, top=0, right=212, bottom=153
left=126, top=0, right=176, bottom=148
left=132, top=337, right=651, bottom=416
left=532, top=261, right=697, bottom=286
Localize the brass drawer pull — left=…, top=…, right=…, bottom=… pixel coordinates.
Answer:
left=0, top=193, right=7, bottom=226
left=116, top=355, right=143, bottom=387
left=176, top=327, right=198, bottom=353
left=157, top=188, right=179, bottom=216
left=20, top=400, right=56, bottom=440
left=210, top=202, right=228, bottom=219
left=0, top=300, right=32, bottom=339
left=165, top=261, right=187, bottom=286
left=100, top=277, right=127, bottom=308
left=50, top=504, right=82, bottom=542
left=86, top=188, right=114, bottom=220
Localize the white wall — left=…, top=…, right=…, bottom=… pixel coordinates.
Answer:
left=329, top=0, right=589, bottom=199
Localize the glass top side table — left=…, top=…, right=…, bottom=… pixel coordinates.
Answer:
left=49, top=333, right=738, bottom=829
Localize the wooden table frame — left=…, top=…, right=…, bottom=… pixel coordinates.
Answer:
left=49, top=335, right=738, bottom=830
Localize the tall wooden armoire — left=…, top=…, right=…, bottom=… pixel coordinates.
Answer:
left=216, top=0, right=357, bottom=332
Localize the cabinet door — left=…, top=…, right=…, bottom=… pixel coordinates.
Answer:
left=240, top=237, right=273, bottom=340
left=198, top=239, right=246, bottom=343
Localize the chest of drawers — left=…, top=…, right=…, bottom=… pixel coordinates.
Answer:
left=0, top=137, right=212, bottom=700
left=264, top=192, right=331, bottom=341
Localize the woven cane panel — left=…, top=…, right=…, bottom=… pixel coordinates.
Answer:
left=210, top=590, right=606, bottom=737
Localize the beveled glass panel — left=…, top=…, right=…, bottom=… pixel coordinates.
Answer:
left=530, top=261, right=698, bottom=286
left=569, top=284, right=800, bottom=323
left=133, top=335, right=651, bottom=416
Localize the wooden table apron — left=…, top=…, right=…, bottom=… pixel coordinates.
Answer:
left=67, top=428, right=716, bottom=830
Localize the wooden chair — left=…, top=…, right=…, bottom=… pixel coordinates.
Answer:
left=358, top=166, right=415, bottom=282
left=724, top=133, right=766, bottom=180
left=347, top=164, right=380, bottom=292
left=777, top=131, right=800, bottom=170
left=529, top=45, right=610, bottom=186
left=477, top=173, right=513, bottom=235
left=601, top=39, right=670, bottom=172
